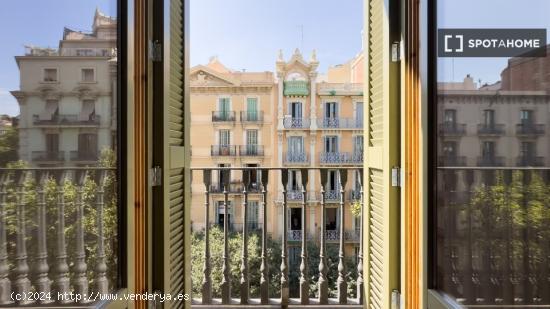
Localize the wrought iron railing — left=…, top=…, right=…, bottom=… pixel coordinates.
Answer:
left=0, top=167, right=117, bottom=306
left=238, top=145, right=264, bottom=156
left=69, top=151, right=99, bottom=162
left=212, top=111, right=236, bottom=122
left=516, top=156, right=545, bottom=167
left=317, top=118, right=363, bottom=129
left=477, top=124, right=505, bottom=135
left=211, top=145, right=237, bottom=156
left=477, top=156, right=505, bottom=167
left=516, top=123, right=545, bottom=136
left=284, top=152, right=309, bottom=165
left=32, top=114, right=100, bottom=126
left=320, top=152, right=363, bottom=165
left=240, top=111, right=264, bottom=123
left=438, top=122, right=466, bottom=136
left=283, top=118, right=310, bottom=129
left=191, top=167, right=364, bottom=306
left=31, top=151, right=65, bottom=162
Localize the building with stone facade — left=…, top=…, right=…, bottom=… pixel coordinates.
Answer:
left=190, top=49, right=364, bottom=257
left=11, top=9, right=117, bottom=166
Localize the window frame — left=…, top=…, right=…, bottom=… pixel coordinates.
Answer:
left=80, top=67, right=97, bottom=83
left=42, top=67, right=59, bottom=83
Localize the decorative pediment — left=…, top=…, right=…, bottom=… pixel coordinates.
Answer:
left=35, top=85, right=62, bottom=101
left=190, top=66, right=239, bottom=87
left=73, top=85, right=99, bottom=100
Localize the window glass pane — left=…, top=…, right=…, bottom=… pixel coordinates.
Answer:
left=0, top=2, right=120, bottom=302
left=436, top=0, right=550, bottom=305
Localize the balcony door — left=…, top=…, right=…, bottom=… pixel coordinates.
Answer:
left=45, top=133, right=59, bottom=155
left=288, top=136, right=304, bottom=154
left=247, top=97, right=258, bottom=121
left=325, top=102, right=338, bottom=119
left=78, top=133, right=98, bottom=158
left=219, top=97, right=230, bottom=119
left=324, top=136, right=339, bottom=153
left=290, top=101, right=302, bottom=119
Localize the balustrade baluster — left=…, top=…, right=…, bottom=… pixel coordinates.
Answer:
left=0, top=174, right=11, bottom=305
left=356, top=169, right=364, bottom=304
left=34, top=171, right=52, bottom=304
left=337, top=170, right=348, bottom=304
left=240, top=170, right=250, bottom=304
left=280, top=168, right=289, bottom=305
left=221, top=172, right=231, bottom=304
left=94, top=171, right=108, bottom=294
left=14, top=171, right=31, bottom=305
left=299, top=168, right=309, bottom=304
left=54, top=171, right=70, bottom=303
left=73, top=171, right=89, bottom=303
left=260, top=169, right=269, bottom=304
left=318, top=169, right=328, bottom=304
left=202, top=170, right=212, bottom=304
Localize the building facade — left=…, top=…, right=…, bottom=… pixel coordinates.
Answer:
left=190, top=49, right=364, bottom=256
left=11, top=9, right=117, bottom=166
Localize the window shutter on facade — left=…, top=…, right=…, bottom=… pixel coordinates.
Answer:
left=364, top=0, right=400, bottom=308
left=160, top=0, right=189, bottom=307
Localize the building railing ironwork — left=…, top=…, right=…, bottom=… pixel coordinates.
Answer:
left=212, top=111, right=236, bottom=122
left=32, top=114, right=100, bottom=126
left=191, top=166, right=364, bottom=306
left=211, top=145, right=237, bottom=156
left=317, top=118, right=363, bottom=129
left=284, top=152, right=309, bottom=165
left=477, top=156, right=505, bottom=167
left=516, top=156, right=545, bottom=167
left=516, top=123, right=545, bottom=136
left=240, top=111, right=264, bottom=123
left=238, top=145, right=264, bottom=156
left=283, top=117, right=310, bottom=129
left=439, top=122, right=466, bottom=136
left=320, top=152, right=363, bottom=165
left=438, top=155, right=467, bottom=166
left=477, top=124, right=505, bottom=135
left=31, top=151, right=65, bottom=162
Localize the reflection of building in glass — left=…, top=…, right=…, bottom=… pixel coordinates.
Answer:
left=189, top=48, right=364, bottom=255
left=11, top=8, right=117, bottom=166
left=438, top=72, right=550, bottom=168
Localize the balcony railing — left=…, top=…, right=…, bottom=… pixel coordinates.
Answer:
left=0, top=167, right=117, bottom=306
left=320, top=152, right=363, bottom=165
left=317, top=118, right=363, bottom=129
left=435, top=168, right=550, bottom=306
left=31, top=151, right=65, bottom=162
left=516, top=156, right=545, bottom=167
left=283, top=117, right=310, bottom=129
left=212, top=111, right=236, bottom=122
left=516, top=123, right=545, bottom=136
left=284, top=152, right=309, bottom=165
left=69, top=151, right=99, bottom=162
left=438, top=155, right=467, bottom=166
left=32, top=114, right=100, bottom=126
left=191, top=167, right=363, bottom=306
left=240, top=111, right=264, bottom=123
left=477, top=124, right=505, bottom=135
left=211, top=145, right=237, bottom=156
left=239, top=145, right=264, bottom=156
left=477, top=156, right=505, bottom=167
left=439, top=123, right=466, bottom=136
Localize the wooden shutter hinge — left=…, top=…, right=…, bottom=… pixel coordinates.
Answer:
left=391, top=166, right=401, bottom=187
left=149, top=40, right=162, bottom=62
left=150, top=166, right=162, bottom=187
left=391, top=289, right=401, bottom=309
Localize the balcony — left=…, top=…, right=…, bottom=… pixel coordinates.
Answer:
left=283, top=117, right=310, bottom=129
left=191, top=166, right=363, bottom=307
left=284, top=152, right=309, bottom=165
left=210, top=181, right=245, bottom=194
left=349, top=189, right=362, bottom=201
left=516, top=156, right=545, bottom=167
left=211, top=145, right=237, bottom=156
left=516, top=123, right=545, bottom=136
left=240, top=111, right=264, bottom=123
left=0, top=167, right=116, bottom=307
left=477, top=124, right=505, bottom=136
left=238, top=145, right=264, bottom=156
left=31, top=151, right=65, bottom=162
left=32, top=114, right=100, bottom=126
left=438, top=155, right=467, bottom=166
left=320, top=152, right=363, bottom=165
left=317, top=118, right=363, bottom=129
left=211, top=111, right=236, bottom=123
left=438, top=122, right=466, bottom=136
left=69, top=151, right=99, bottom=163
left=477, top=156, right=505, bottom=167
left=283, top=80, right=309, bottom=96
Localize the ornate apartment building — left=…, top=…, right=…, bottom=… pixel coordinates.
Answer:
left=190, top=49, right=364, bottom=256
left=11, top=9, right=117, bottom=166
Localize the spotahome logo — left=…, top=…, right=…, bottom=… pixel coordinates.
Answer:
left=438, top=29, right=547, bottom=57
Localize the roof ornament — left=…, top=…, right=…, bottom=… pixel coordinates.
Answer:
left=310, top=49, right=317, bottom=62
left=294, top=48, right=301, bottom=57
left=278, top=49, right=284, bottom=61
